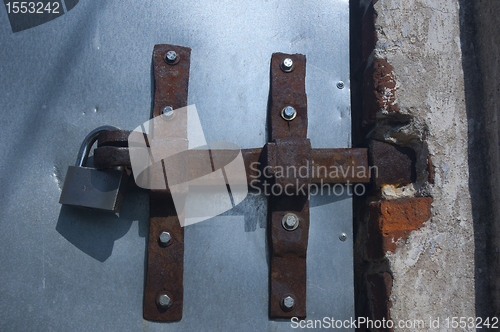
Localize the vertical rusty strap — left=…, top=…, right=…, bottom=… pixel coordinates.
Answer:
left=269, top=53, right=310, bottom=319
left=269, top=53, right=307, bottom=141
left=143, top=44, right=191, bottom=322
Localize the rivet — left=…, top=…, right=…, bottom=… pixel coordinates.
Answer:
left=339, top=232, right=347, bottom=242
left=337, top=81, right=345, bottom=89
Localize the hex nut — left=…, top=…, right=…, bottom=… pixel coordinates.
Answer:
left=281, top=106, right=297, bottom=121
left=156, top=293, right=172, bottom=309
left=282, top=213, right=299, bottom=231
left=281, top=295, right=295, bottom=311
left=159, top=231, right=172, bottom=246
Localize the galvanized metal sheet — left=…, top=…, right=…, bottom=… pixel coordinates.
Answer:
left=0, top=0, right=352, bottom=330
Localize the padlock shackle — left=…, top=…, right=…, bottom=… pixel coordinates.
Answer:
left=76, top=125, right=119, bottom=167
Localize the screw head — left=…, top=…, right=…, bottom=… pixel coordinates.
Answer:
left=337, top=81, right=345, bottom=89
left=164, top=50, right=178, bottom=64
left=280, top=58, right=294, bottom=72
left=339, top=232, right=347, bottom=242
left=282, top=213, right=299, bottom=231
left=281, top=106, right=297, bottom=121
left=156, top=293, right=172, bottom=309
left=159, top=231, right=172, bottom=246
left=282, top=295, right=295, bottom=311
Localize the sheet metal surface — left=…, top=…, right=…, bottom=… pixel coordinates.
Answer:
left=0, top=0, right=353, bottom=330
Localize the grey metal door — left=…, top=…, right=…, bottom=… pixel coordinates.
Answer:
left=0, top=1, right=352, bottom=330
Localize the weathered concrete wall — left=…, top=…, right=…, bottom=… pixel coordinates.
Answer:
left=353, top=0, right=477, bottom=329
left=374, top=0, right=475, bottom=325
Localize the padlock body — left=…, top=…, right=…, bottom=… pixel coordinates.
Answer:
left=59, top=166, right=127, bottom=212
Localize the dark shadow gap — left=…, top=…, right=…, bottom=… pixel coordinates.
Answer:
left=349, top=0, right=372, bottom=326
left=458, top=0, right=495, bottom=319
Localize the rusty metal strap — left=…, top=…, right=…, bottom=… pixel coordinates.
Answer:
left=97, top=130, right=132, bottom=147
left=142, top=44, right=191, bottom=322
left=268, top=52, right=309, bottom=319
left=269, top=53, right=307, bottom=141
left=269, top=195, right=309, bottom=319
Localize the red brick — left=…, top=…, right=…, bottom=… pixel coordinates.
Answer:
left=362, top=59, right=400, bottom=126
left=366, top=197, right=433, bottom=259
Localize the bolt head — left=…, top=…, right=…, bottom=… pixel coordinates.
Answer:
left=282, top=58, right=293, bottom=68
left=285, top=215, right=297, bottom=228
left=339, top=232, right=347, bottom=242
left=161, top=106, right=174, bottom=120
left=162, top=105, right=174, bottom=115
left=337, top=81, right=345, bottom=89
left=281, top=106, right=297, bottom=121
left=159, top=231, right=172, bottom=246
left=283, top=296, right=295, bottom=310
left=156, top=293, right=172, bottom=309
left=165, top=50, right=178, bottom=64
left=280, top=58, right=294, bottom=72
left=282, top=213, right=299, bottom=231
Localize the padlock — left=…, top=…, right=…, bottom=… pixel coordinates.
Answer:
left=59, top=126, right=128, bottom=212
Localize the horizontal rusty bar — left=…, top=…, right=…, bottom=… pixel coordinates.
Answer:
left=97, top=130, right=132, bottom=147
left=94, top=146, right=370, bottom=184
left=94, top=146, right=261, bottom=185
left=94, top=146, right=130, bottom=168
left=312, top=148, right=370, bottom=183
